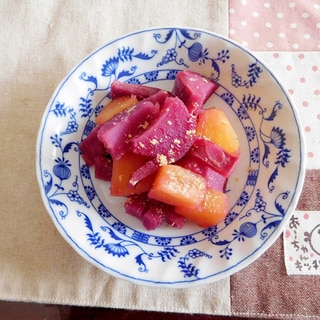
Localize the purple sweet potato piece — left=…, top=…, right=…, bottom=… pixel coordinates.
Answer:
left=130, top=96, right=196, bottom=161
left=142, top=200, right=174, bottom=230
left=205, top=167, right=228, bottom=192
left=124, top=193, right=163, bottom=230
left=176, top=154, right=227, bottom=192
left=94, top=156, right=113, bottom=181
left=124, top=193, right=149, bottom=220
left=129, top=159, right=158, bottom=187
left=142, top=89, right=171, bottom=106
left=165, top=210, right=186, bottom=229
left=79, top=125, right=107, bottom=166
left=110, top=80, right=161, bottom=100
left=124, top=193, right=182, bottom=230
left=171, top=70, right=219, bottom=114
left=129, top=96, right=196, bottom=186
left=142, top=207, right=165, bottom=230
left=189, top=137, right=239, bottom=178
left=97, top=100, right=160, bottom=160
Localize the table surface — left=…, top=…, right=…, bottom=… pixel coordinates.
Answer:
left=1, top=1, right=319, bottom=319
left=0, top=302, right=262, bottom=320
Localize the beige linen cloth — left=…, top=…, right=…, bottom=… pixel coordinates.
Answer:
left=0, top=0, right=231, bottom=315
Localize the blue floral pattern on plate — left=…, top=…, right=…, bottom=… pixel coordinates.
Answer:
left=36, top=27, right=305, bottom=287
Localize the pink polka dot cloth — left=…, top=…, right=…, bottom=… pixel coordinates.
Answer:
left=229, top=0, right=320, bottom=276
left=255, top=51, right=320, bottom=169
left=229, top=0, right=320, bottom=51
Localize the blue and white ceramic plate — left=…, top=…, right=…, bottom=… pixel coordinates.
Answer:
left=36, top=27, right=305, bottom=288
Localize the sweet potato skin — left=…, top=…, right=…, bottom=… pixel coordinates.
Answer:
left=129, top=96, right=196, bottom=186
left=110, top=80, right=161, bottom=100
left=130, top=96, right=196, bottom=160
left=172, top=70, right=219, bottom=114
left=97, top=100, right=160, bottom=160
